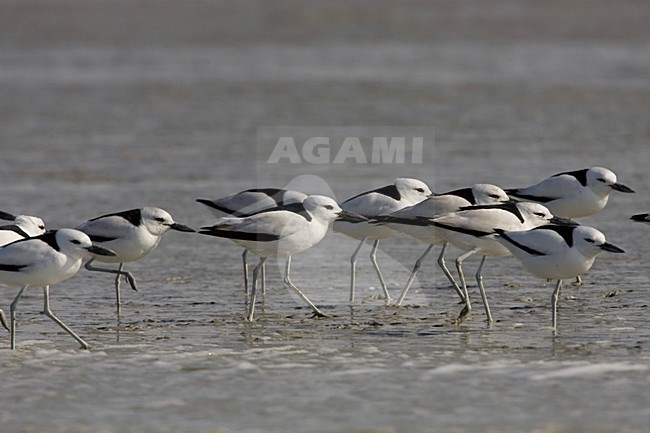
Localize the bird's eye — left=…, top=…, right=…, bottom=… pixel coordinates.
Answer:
left=324, top=205, right=334, bottom=210
left=597, top=178, right=607, bottom=183
left=71, top=239, right=81, bottom=245
left=534, top=212, right=546, bottom=217
left=155, top=217, right=166, bottom=222
left=39, top=225, right=45, bottom=229
left=489, top=194, right=501, bottom=199
left=415, top=188, right=425, bottom=193
left=585, top=238, right=595, bottom=243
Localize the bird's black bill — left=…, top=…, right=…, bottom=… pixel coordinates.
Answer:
left=336, top=210, right=368, bottom=223
left=170, top=223, right=196, bottom=232
left=86, top=245, right=117, bottom=256
left=611, top=182, right=635, bottom=193
left=549, top=216, right=579, bottom=226
left=630, top=213, right=650, bottom=222
left=0, top=210, right=17, bottom=221
left=600, top=242, right=625, bottom=253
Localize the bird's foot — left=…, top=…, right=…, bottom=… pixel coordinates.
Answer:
left=127, top=277, right=138, bottom=292
left=311, top=311, right=330, bottom=319
left=0, top=311, right=9, bottom=332
left=571, top=277, right=583, bottom=288
left=453, top=305, right=472, bottom=324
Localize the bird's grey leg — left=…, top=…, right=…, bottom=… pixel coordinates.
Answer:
left=369, top=240, right=391, bottom=302
left=85, top=258, right=137, bottom=292
left=572, top=276, right=583, bottom=287
left=85, top=258, right=136, bottom=318
left=242, top=249, right=249, bottom=295
left=9, top=285, right=28, bottom=350
left=395, top=244, right=434, bottom=306
left=42, top=286, right=90, bottom=350
left=551, top=279, right=563, bottom=332
left=437, top=241, right=466, bottom=303
left=454, top=248, right=480, bottom=324
left=283, top=256, right=328, bottom=318
left=114, top=263, right=123, bottom=317
left=246, top=257, right=266, bottom=322
left=349, top=237, right=367, bottom=302
left=475, top=255, right=493, bottom=323
left=261, top=261, right=267, bottom=296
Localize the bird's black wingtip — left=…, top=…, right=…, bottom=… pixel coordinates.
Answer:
left=0, top=210, right=17, bottom=221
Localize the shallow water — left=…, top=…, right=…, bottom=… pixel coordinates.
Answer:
left=1, top=1, right=649, bottom=432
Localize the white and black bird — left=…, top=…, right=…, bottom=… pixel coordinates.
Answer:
left=197, top=188, right=308, bottom=217
left=0, top=229, right=116, bottom=349
left=0, top=210, right=46, bottom=246
left=431, top=201, right=563, bottom=323
left=495, top=224, right=624, bottom=331
left=374, top=184, right=511, bottom=306
left=506, top=167, right=635, bottom=218
left=75, top=207, right=195, bottom=317
left=199, top=195, right=366, bottom=321
left=197, top=188, right=308, bottom=294
left=333, top=178, right=432, bottom=302
left=630, top=213, right=650, bottom=224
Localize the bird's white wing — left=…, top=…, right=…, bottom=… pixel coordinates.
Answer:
left=212, top=211, right=309, bottom=239
left=76, top=215, right=135, bottom=242
left=382, top=194, right=479, bottom=227
left=433, top=208, right=523, bottom=236
left=213, top=191, right=279, bottom=215
left=385, top=198, right=436, bottom=219
left=511, top=174, right=583, bottom=202
left=428, top=195, right=472, bottom=215
left=496, top=228, right=568, bottom=257
left=0, top=238, right=53, bottom=269
left=342, top=192, right=400, bottom=216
